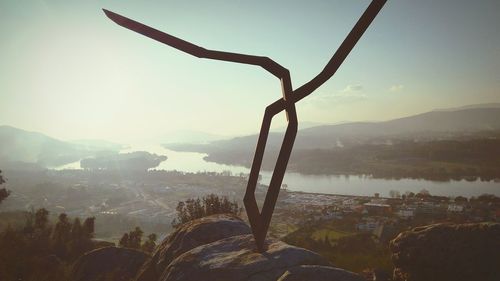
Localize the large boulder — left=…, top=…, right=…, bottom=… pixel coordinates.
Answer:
left=390, top=222, right=500, bottom=281
left=277, top=265, right=365, bottom=281
left=136, top=213, right=251, bottom=281
left=160, top=234, right=332, bottom=281
left=137, top=213, right=363, bottom=281
left=71, top=246, right=149, bottom=281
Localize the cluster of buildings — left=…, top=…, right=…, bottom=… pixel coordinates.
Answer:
left=275, top=191, right=500, bottom=240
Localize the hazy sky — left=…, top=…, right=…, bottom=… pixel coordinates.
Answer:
left=1, top=0, right=499, bottom=142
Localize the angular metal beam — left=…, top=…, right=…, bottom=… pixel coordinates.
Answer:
left=104, top=0, right=387, bottom=252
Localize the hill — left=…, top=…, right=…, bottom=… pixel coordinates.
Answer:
left=168, top=106, right=500, bottom=153
left=297, top=107, right=500, bottom=147
left=0, top=126, right=120, bottom=168
left=165, top=106, right=500, bottom=180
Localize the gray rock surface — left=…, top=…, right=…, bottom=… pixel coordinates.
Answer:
left=136, top=213, right=251, bottom=281
left=135, top=213, right=363, bottom=281
left=277, top=265, right=365, bottom=281
left=160, top=234, right=332, bottom=281
left=71, top=246, right=149, bottom=281
left=390, top=222, right=500, bottom=281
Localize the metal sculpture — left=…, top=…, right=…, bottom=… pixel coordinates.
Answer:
left=104, top=0, right=387, bottom=252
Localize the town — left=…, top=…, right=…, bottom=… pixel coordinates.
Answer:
left=271, top=188, right=500, bottom=240
left=1, top=168, right=498, bottom=247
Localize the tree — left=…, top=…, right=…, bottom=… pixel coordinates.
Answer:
left=67, top=218, right=84, bottom=258
left=406, top=192, right=415, bottom=198
left=71, top=218, right=82, bottom=240
left=119, top=233, right=129, bottom=248
left=119, top=227, right=144, bottom=249
left=0, top=170, right=9, bottom=205
left=415, top=189, right=430, bottom=199
left=52, top=213, right=72, bottom=258
left=128, top=227, right=143, bottom=249
left=477, top=194, right=500, bottom=204
left=23, top=208, right=35, bottom=234
left=35, top=208, right=49, bottom=230
left=82, top=217, right=95, bottom=239
left=0, top=208, right=100, bottom=280
left=172, top=194, right=240, bottom=227
left=0, top=188, right=10, bottom=204
left=389, top=190, right=400, bottom=199
left=141, top=233, right=157, bottom=253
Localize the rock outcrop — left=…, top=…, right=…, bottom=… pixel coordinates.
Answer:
left=136, top=213, right=252, bottom=281
left=390, top=222, right=500, bottom=281
left=136, top=213, right=363, bottom=281
left=161, top=234, right=331, bottom=281
left=71, top=214, right=365, bottom=281
left=71, top=246, right=149, bottom=281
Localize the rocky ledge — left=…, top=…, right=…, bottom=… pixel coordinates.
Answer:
left=71, top=246, right=149, bottom=281
left=71, top=213, right=362, bottom=281
left=390, top=222, right=500, bottom=281
left=137, top=213, right=362, bottom=281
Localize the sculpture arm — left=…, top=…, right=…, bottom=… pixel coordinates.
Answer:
left=103, top=9, right=288, bottom=79
left=293, top=0, right=387, bottom=102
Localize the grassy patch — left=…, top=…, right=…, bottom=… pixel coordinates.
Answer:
left=311, top=228, right=352, bottom=242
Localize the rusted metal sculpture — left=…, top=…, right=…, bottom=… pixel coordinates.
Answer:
left=104, top=0, right=387, bottom=252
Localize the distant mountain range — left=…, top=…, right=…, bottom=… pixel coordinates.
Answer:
left=295, top=106, right=500, bottom=148
left=0, top=126, right=122, bottom=168
left=164, top=105, right=500, bottom=179
left=2, top=104, right=500, bottom=171
left=166, top=105, right=500, bottom=156
left=432, top=102, right=500, bottom=112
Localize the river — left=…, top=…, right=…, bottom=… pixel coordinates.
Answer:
left=55, top=144, right=500, bottom=198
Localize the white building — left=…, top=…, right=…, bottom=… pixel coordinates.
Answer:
left=447, top=204, right=464, bottom=213
left=397, top=208, right=415, bottom=219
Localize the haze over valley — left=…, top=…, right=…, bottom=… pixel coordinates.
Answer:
left=1, top=105, right=500, bottom=229
left=1, top=1, right=500, bottom=279
left=1, top=104, right=500, bottom=180
left=166, top=105, right=500, bottom=181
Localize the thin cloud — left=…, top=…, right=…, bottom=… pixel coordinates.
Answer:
left=389, top=84, right=404, bottom=92
left=302, top=84, right=367, bottom=110
left=303, top=90, right=367, bottom=111
left=341, top=84, right=363, bottom=94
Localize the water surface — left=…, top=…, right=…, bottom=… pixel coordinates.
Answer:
left=55, top=144, right=500, bottom=197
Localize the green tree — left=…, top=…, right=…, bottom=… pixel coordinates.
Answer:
left=0, top=188, right=8, bottom=203
left=0, top=170, right=9, bottom=205
left=71, top=218, right=82, bottom=240
left=118, top=227, right=144, bottom=249
left=128, top=227, right=143, bottom=249
left=67, top=218, right=84, bottom=258
left=52, top=213, right=72, bottom=258
left=141, top=233, right=157, bottom=253
left=0, top=209, right=98, bottom=280
left=35, top=208, right=49, bottom=230
left=82, top=217, right=95, bottom=239
left=389, top=190, right=400, bottom=198
left=119, top=233, right=130, bottom=248
left=172, top=194, right=240, bottom=227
